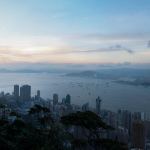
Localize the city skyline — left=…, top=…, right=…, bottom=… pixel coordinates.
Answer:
left=0, top=1, right=150, bottom=69
left=0, top=83, right=149, bottom=149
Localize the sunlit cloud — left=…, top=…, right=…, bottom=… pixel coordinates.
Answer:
left=141, top=51, right=150, bottom=55
left=0, top=43, right=134, bottom=58
left=0, top=55, right=13, bottom=63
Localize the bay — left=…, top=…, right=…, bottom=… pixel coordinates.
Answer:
left=0, top=73, right=150, bottom=118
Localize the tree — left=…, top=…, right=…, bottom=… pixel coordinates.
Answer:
left=0, top=104, right=129, bottom=150
left=28, top=104, right=54, bottom=130
left=47, top=122, right=72, bottom=150
left=60, top=111, right=129, bottom=150
left=28, top=104, right=71, bottom=149
left=10, top=111, right=21, bottom=118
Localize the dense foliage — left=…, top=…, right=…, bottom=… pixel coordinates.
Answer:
left=60, top=111, right=128, bottom=150
left=0, top=104, right=129, bottom=150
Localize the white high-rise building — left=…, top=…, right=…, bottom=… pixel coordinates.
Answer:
left=141, top=112, right=147, bottom=121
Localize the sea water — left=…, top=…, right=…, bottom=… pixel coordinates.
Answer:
left=0, top=73, right=149, bottom=118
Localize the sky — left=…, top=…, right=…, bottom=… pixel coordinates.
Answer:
left=0, top=0, right=150, bottom=70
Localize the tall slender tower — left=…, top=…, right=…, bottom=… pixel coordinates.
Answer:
left=53, top=94, right=58, bottom=105
left=122, top=110, right=131, bottom=136
left=14, top=84, right=19, bottom=100
left=37, top=90, right=40, bottom=98
left=96, top=96, right=101, bottom=115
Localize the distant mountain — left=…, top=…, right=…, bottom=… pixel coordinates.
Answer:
left=0, top=68, right=77, bottom=73
left=66, top=70, right=97, bottom=77
left=97, top=68, right=150, bottom=78
left=0, top=68, right=13, bottom=73
left=66, top=70, right=115, bottom=79
left=0, top=68, right=41, bottom=73
left=13, top=69, right=41, bottom=73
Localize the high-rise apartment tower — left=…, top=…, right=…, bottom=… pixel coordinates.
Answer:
left=37, top=90, right=40, bottom=98
left=131, top=120, right=146, bottom=149
left=20, top=85, right=31, bottom=102
left=122, top=110, right=131, bottom=136
left=14, top=84, right=19, bottom=100
left=66, top=94, right=71, bottom=104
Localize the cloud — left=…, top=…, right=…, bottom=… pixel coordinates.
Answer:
left=116, top=61, right=131, bottom=66
left=50, top=44, right=134, bottom=55
left=148, top=40, right=150, bottom=48
left=0, top=46, right=13, bottom=54
left=126, top=49, right=134, bottom=54
left=0, top=55, right=13, bottom=62
left=0, top=44, right=134, bottom=57
left=115, top=44, right=122, bottom=48
left=109, top=44, right=134, bottom=54
left=66, top=64, right=85, bottom=67
left=98, top=64, right=114, bottom=67
left=0, top=44, right=133, bottom=65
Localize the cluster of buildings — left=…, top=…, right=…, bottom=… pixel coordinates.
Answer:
left=0, top=84, right=150, bottom=150
left=98, top=109, right=149, bottom=150
left=0, top=84, right=31, bottom=103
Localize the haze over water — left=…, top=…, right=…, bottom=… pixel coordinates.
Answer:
left=0, top=73, right=149, bottom=118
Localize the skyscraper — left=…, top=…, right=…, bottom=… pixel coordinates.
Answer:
left=131, top=120, right=146, bottom=149
left=118, top=109, right=121, bottom=114
left=117, top=126, right=129, bottom=144
left=82, top=102, right=89, bottom=112
left=20, top=85, right=31, bottom=102
left=1, top=91, right=4, bottom=97
left=146, top=120, right=150, bottom=140
left=53, top=94, right=58, bottom=105
left=62, top=98, right=66, bottom=104
left=132, top=112, right=141, bottom=120
left=122, top=110, right=131, bottom=135
left=14, top=84, right=19, bottom=100
left=37, top=90, right=40, bottom=98
left=96, top=96, right=101, bottom=115
left=66, top=94, right=71, bottom=104
left=141, top=112, right=147, bottom=121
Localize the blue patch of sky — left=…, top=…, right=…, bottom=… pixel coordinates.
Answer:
left=0, top=0, right=150, bottom=36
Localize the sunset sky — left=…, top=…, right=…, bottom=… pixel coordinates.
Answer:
left=0, top=0, right=150, bottom=69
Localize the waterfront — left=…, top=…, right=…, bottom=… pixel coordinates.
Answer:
left=0, top=73, right=150, bottom=117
